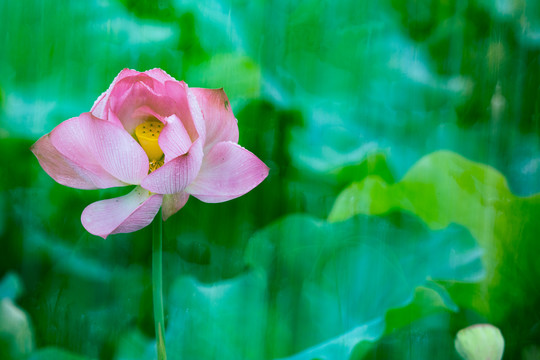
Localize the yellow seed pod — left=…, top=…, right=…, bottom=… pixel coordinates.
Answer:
left=135, top=120, right=164, bottom=161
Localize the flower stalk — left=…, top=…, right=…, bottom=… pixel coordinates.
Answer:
left=152, top=209, right=167, bottom=360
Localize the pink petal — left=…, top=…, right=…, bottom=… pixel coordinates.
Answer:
left=91, top=69, right=147, bottom=119
left=91, top=92, right=108, bottom=119
left=144, top=68, right=177, bottom=84
left=164, top=81, right=206, bottom=143
left=48, top=116, right=131, bottom=187
left=162, top=192, right=190, bottom=221
left=159, top=114, right=192, bottom=161
left=132, top=105, right=165, bottom=122
left=141, top=140, right=204, bottom=194
left=186, top=86, right=206, bottom=143
left=191, top=88, right=239, bottom=153
left=186, top=141, right=269, bottom=203
left=82, top=186, right=163, bottom=239
left=91, top=70, right=170, bottom=125
left=49, top=117, right=97, bottom=164
left=106, top=109, right=125, bottom=128
left=31, top=134, right=125, bottom=189
left=110, top=81, right=177, bottom=134
left=76, top=113, right=149, bottom=184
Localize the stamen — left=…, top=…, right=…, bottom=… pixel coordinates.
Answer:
left=149, top=159, right=164, bottom=173
left=135, top=120, right=165, bottom=166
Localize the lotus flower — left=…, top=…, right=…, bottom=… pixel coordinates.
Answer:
left=31, top=69, right=269, bottom=238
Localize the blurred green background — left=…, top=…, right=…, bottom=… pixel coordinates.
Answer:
left=1, top=0, right=540, bottom=359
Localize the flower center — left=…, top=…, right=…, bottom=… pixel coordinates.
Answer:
left=135, top=120, right=164, bottom=171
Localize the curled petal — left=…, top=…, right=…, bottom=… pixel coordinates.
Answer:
left=164, top=81, right=206, bottom=144
left=31, top=134, right=125, bottom=189
left=162, top=192, right=190, bottom=221
left=106, top=109, right=124, bottom=128
left=91, top=92, right=108, bottom=119
left=81, top=187, right=163, bottom=239
left=145, top=68, right=177, bottom=84
left=192, top=88, right=239, bottom=153
left=159, top=114, right=192, bottom=161
left=141, top=140, right=204, bottom=194
left=186, top=86, right=206, bottom=144
left=186, top=141, right=269, bottom=203
left=110, top=81, right=177, bottom=134
left=76, top=113, right=149, bottom=184
left=91, top=69, right=175, bottom=124
left=132, top=105, right=165, bottom=122
left=91, top=69, right=149, bottom=119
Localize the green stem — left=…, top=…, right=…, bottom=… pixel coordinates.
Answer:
left=152, top=209, right=167, bottom=360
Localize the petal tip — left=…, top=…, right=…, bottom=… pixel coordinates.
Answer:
left=162, top=192, right=190, bottom=220
left=81, top=189, right=163, bottom=238
left=81, top=207, right=108, bottom=239
left=186, top=142, right=269, bottom=203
